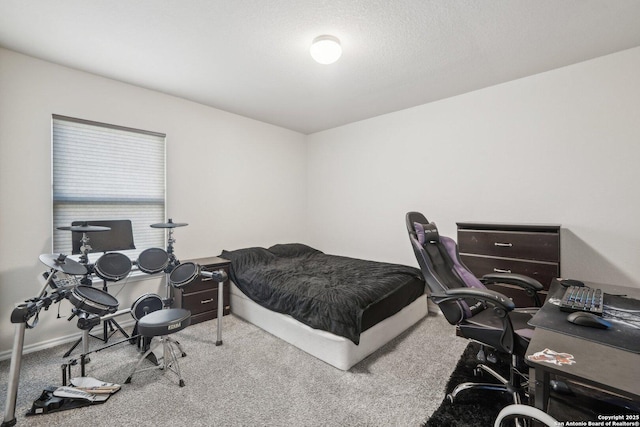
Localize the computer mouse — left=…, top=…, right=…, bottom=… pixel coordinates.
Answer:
left=559, top=278, right=585, bottom=287
left=567, top=312, right=611, bottom=329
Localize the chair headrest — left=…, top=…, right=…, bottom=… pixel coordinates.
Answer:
left=414, top=221, right=440, bottom=245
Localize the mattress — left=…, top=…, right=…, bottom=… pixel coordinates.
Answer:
left=221, top=243, right=425, bottom=344
left=230, top=282, right=428, bottom=370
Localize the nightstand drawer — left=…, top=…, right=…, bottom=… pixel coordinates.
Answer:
left=183, top=263, right=229, bottom=293
left=460, top=254, right=559, bottom=289
left=171, top=256, right=231, bottom=326
left=458, top=230, right=559, bottom=262
left=185, top=273, right=225, bottom=293
left=182, top=289, right=218, bottom=315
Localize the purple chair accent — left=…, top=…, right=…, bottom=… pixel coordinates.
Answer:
left=440, top=236, right=485, bottom=289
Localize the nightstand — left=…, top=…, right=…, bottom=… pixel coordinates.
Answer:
left=171, top=256, right=231, bottom=325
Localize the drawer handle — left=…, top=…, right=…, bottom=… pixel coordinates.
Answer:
left=201, top=276, right=213, bottom=282
left=493, top=268, right=512, bottom=273
left=494, top=242, right=513, bottom=247
left=200, top=298, right=215, bottom=304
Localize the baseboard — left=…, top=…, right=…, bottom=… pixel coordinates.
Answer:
left=0, top=318, right=136, bottom=362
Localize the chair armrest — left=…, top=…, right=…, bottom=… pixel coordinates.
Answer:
left=481, top=273, right=544, bottom=291
left=432, top=287, right=515, bottom=312
left=481, top=273, right=544, bottom=306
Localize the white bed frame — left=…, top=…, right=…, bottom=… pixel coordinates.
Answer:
left=230, top=282, right=428, bottom=370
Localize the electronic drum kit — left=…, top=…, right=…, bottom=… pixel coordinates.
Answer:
left=2, top=219, right=228, bottom=427
left=55, top=219, right=196, bottom=328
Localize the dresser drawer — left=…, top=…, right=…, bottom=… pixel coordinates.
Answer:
left=458, top=230, right=559, bottom=262
left=460, top=254, right=559, bottom=289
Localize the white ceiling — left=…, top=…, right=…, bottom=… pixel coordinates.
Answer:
left=1, top=1, right=640, bottom=134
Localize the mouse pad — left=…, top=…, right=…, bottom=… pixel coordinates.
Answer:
left=529, top=288, right=640, bottom=354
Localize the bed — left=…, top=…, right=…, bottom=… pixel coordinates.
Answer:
left=221, top=243, right=428, bottom=370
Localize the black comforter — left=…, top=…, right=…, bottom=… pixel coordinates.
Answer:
left=221, top=243, right=424, bottom=344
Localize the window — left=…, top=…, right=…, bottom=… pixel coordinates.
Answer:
left=52, top=115, right=166, bottom=261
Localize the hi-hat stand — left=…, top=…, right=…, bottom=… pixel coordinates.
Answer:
left=150, top=218, right=188, bottom=307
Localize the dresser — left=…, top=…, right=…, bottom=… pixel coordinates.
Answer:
left=456, top=222, right=561, bottom=305
left=171, top=256, right=231, bottom=325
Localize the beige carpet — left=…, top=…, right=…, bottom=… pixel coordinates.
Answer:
left=1, top=312, right=468, bottom=427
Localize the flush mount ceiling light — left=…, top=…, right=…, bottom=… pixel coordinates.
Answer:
left=310, top=35, right=342, bottom=64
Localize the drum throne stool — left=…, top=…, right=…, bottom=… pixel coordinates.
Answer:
left=124, top=308, right=191, bottom=387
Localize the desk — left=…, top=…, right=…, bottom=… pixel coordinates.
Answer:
left=526, top=280, right=640, bottom=412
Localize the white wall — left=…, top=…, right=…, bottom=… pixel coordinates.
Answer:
left=2, top=45, right=640, bottom=358
left=0, top=48, right=307, bottom=357
left=307, top=47, right=640, bottom=288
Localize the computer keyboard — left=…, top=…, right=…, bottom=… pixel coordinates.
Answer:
left=559, top=285, right=604, bottom=315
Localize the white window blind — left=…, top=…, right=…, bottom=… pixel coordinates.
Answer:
left=52, top=115, right=166, bottom=260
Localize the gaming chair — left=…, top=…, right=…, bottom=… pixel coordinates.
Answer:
left=406, top=212, right=541, bottom=405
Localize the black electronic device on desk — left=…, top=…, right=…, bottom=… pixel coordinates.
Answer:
left=559, top=285, right=604, bottom=315
left=566, top=311, right=611, bottom=329
left=559, top=282, right=611, bottom=329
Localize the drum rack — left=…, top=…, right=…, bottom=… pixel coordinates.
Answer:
left=2, top=255, right=82, bottom=427
left=64, top=329, right=140, bottom=381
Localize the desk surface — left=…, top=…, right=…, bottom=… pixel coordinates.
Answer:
left=526, top=280, right=640, bottom=404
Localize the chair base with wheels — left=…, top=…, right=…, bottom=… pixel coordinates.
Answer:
left=124, top=308, right=191, bottom=387
left=447, top=351, right=524, bottom=405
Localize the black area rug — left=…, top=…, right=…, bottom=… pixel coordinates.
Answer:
left=425, top=342, right=640, bottom=427
left=425, top=342, right=511, bottom=427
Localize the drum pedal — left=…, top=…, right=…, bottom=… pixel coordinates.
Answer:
left=26, top=386, right=92, bottom=417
